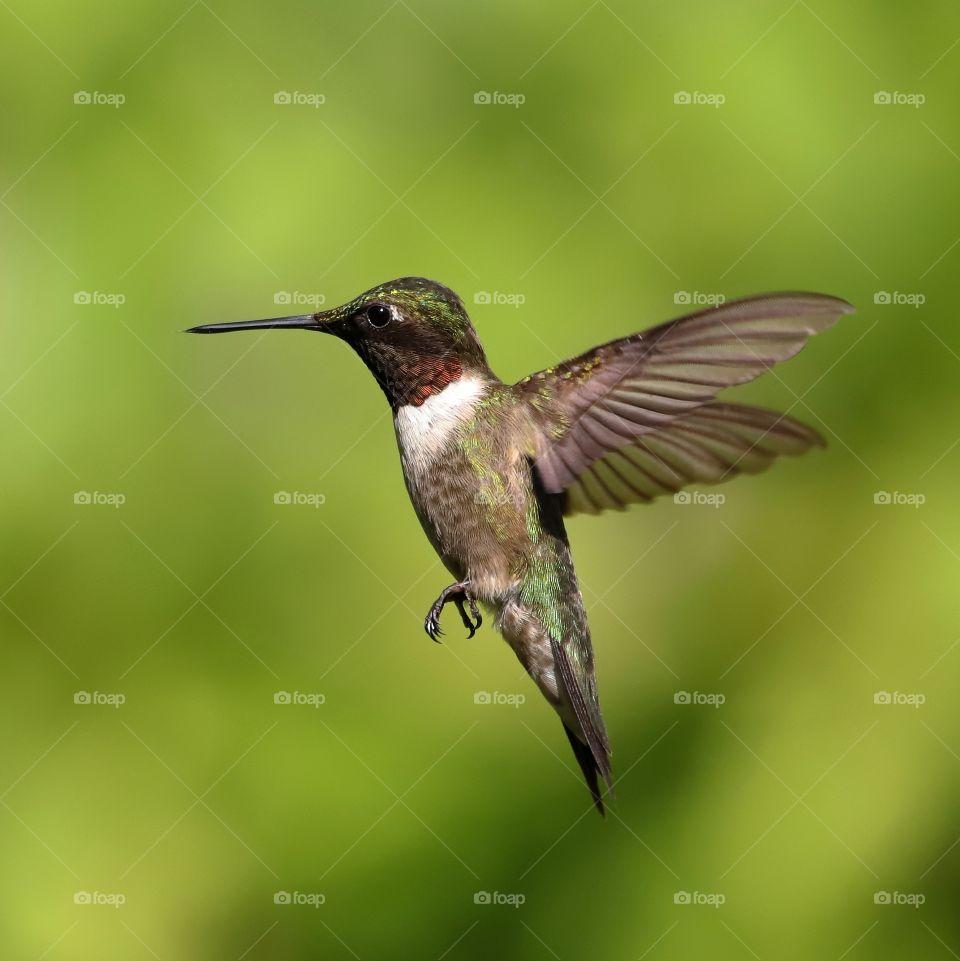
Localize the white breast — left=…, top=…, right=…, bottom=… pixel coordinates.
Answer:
left=394, top=376, right=487, bottom=475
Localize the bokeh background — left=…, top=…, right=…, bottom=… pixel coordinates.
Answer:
left=2, top=1, right=959, bottom=958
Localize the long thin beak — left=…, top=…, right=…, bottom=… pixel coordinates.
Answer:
left=185, top=314, right=323, bottom=334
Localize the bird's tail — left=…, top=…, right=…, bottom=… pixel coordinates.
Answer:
left=496, top=484, right=614, bottom=814
left=551, top=634, right=614, bottom=815
left=562, top=723, right=609, bottom=815
left=499, top=589, right=614, bottom=815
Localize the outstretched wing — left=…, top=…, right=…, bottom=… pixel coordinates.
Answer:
left=516, top=293, right=853, bottom=514
left=561, top=402, right=823, bottom=515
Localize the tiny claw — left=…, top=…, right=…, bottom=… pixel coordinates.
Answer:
left=453, top=597, right=475, bottom=638
left=423, top=580, right=482, bottom=642
left=424, top=609, right=445, bottom=643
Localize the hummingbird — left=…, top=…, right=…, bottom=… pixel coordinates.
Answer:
left=189, top=278, right=854, bottom=814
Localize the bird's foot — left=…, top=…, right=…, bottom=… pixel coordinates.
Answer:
left=424, top=581, right=482, bottom=642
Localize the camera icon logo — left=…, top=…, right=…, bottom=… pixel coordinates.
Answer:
left=73, top=91, right=92, bottom=104
left=473, top=691, right=492, bottom=705
left=74, top=491, right=92, bottom=505
left=474, top=891, right=491, bottom=904
left=274, top=291, right=292, bottom=305
left=673, top=491, right=691, bottom=505
left=274, top=891, right=291, bottom=904
left=673, top=91, right=692, bottom=105
left=74, top=291, right=92, bottom=304
left=473, top=91, right=492, bottom=104
left=673, top=891, right=691, bottom=904
left=273, top=91, right=292, bottom=104
left=274, top=491, right=292, bottom=505
left=473, top=291, right=492, bottom=305
left=274, top=691, right=291, bottom=705
left=74, top=891, right=92, bottom=904
left=874, top=91, right=891, bottom=105
left=673, top=691, right=691, bottom=705
left=874, top=891, right=891, bottom=904
left=74, top=691, right=91, bottom=705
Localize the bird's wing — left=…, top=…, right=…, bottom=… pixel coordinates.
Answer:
left=556, top=402, right=825, bottom=515
left=516, top=293, right=853, bottom=516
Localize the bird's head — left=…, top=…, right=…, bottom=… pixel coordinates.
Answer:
left=188, top=277, right=491, bottom=407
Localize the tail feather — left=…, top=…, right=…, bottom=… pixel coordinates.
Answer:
left=563, top=723, right=607, bottom=816
left=498, top=496, right=613, bottom=814
left=551, top=636, right=614, bottom=813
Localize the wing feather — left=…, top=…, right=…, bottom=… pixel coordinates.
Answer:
left=561, top=403, right=825, bottom=515
left=515, top=292, right=852, bottom=513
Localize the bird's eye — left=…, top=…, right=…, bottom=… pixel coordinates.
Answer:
left=366, top=304, right=392, bottom=328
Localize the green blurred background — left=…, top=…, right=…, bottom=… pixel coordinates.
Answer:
left=2, top=1, right=959, bottom=957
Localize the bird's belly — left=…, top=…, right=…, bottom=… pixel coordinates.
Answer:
left=401, top=457, right=529, bottom=600
left=393, top=382, right=540, bottom=602
left=397, top=441, right=536, bottom=602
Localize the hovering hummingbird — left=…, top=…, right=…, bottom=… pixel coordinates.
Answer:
left=189, top=278, right=853, bottom=814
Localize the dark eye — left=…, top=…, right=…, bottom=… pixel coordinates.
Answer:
left=366, top=304, right=392, bottom=328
